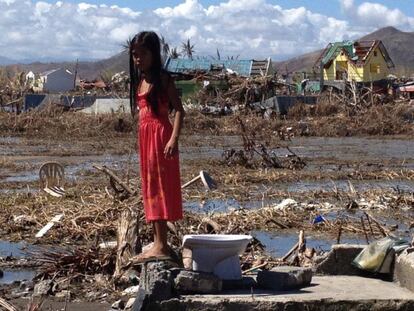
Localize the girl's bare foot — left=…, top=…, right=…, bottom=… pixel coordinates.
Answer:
left=130, top=245, right=171, bottom=264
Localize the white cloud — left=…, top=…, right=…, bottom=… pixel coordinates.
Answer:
left=340, top=0, right=414, bottom=29
left=0, top=0, right=413, bottom=62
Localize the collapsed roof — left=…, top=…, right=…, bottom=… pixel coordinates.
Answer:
left=314, top=40, right=394, bottom=70
left=164, top=58, right=272, bottom=77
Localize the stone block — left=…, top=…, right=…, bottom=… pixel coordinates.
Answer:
left=257, top=266, right=312, bottom=291
left=133, top=261, right=176, bottom=311
left=315, top=244, right=366, bottom=275
left=395, top=249, right=414, bottom=292
left=140, top=261, right=175, bottom=301
left=174, top=270, right=222, bottom=294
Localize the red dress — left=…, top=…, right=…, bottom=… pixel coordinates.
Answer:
left=137, top=89, right=183, bottom=222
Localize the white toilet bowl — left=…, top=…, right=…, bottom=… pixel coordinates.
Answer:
left=182, top=234, right=252, bottom=280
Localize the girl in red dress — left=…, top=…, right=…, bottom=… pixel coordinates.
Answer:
left=129, top=31, right=185, bottom=261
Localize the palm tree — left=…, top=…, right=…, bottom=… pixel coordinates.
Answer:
left=160, top=36, right=170, bottom=59
left=169, top=47, right=180, bottom=59
left=122, top=38, right=132, bottom=51
left=181, top=39, right=195, bottom=60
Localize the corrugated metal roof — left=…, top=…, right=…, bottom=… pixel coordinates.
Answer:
left=165, top=58, right=269, bottom=77
left=40, top=68, right=73, bottom=77
left=321, top=41, right=354, bottom=66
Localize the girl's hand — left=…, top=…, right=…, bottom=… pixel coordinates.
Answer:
left=164, top=138, right=178, bottom=158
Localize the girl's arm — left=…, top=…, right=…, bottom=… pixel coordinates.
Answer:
left=164, top=77, right=185, bottom=158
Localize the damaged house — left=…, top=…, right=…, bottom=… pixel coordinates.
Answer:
left=314, top=40, right=394, bottom=88
left=164, top=57, right=274, bottom=98
left=40, top=68, right=75, bottom=93
left=165, top=57, right=274, bottom=77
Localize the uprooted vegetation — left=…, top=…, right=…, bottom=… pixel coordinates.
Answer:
left=287, top=96, right=414, bottom=136
left=1, top=179, right=413, bottom=299
left=0, top=97, right=412, bottom=140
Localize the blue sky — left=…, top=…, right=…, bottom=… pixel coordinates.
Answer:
left=45, top=0, right=413, bottom=18
left=1, top=0, right=414, bottom=61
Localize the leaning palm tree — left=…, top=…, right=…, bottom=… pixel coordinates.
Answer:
left=181, top=39, right=195, bottom=60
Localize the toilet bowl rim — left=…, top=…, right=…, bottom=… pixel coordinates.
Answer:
left=182, top=234, right=252, bottom=247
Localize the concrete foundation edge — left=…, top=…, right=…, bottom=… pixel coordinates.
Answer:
left=151, top=299, right=414, bottom=311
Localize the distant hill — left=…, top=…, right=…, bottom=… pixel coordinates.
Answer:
left=3, top=26, right=414, bottom=79
left=0, top=56, right=17, bottom=66
left=3, top=50, right=129, bottom=80
left=274, top=26, right=414, bottom=75
left=359, top=26, right=414, bottom=75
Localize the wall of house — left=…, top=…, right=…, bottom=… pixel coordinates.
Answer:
left=44, top=69, right=74, bottom=93
left=323, top=64, right=335, bottom=81
left=323, top=52, right=364, bottom=82
left=347, top=63, right=364, bottom=82
left=362, top=46, right=390, bottom=82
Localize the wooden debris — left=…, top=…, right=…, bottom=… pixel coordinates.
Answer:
left=0, top=298, right=18, bottom=311
left=35, top=214, right=64, bottom=238
left=114, top=208, right=141, bottom=281
left=93, top=164, right=136, bottom=197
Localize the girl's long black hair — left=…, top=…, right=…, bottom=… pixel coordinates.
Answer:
left=129, top=31, right=165, bottom=117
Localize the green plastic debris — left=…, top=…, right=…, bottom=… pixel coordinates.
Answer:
left=352, top=236, right=409, bottom=274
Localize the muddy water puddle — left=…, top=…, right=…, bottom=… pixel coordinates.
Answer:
left=254, top=224, right=411, bottom=258
left=1, top=154, right=138, bottom=184
left=287, top=137, right=414, bottom=161
left=283, top=179, right=413, bottom=193
left=0, top=243, right=37, bottom=285
left=252, top=231, right=367, bottom=257
left=0, top=241, right=30, bottom=258
left=2, top=136, right=413, bottom=192
left=0, top=269, right=37, bottom=285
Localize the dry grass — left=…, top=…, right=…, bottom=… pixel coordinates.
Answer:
left=1, top=98, right=412, bottom=140
left=287, top=100, right=414, bottom=136
left=0, top=104, right=134, bottom=139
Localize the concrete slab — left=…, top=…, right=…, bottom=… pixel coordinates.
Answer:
left=172, top=276, right=414, bottom=311
left=395, top=249, right=414, bottom=292
left=315, top=244, right=366, bottom=275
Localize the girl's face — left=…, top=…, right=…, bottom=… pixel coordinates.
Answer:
left=132, top=45, right=153, bottom=72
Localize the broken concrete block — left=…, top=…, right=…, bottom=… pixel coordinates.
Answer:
left=133, top=261, right=177, bottom=311
left=315, top=244, right=366, bottom=275
left=257, top=266, right=312, bottom=291
left=395, top=249, right=414, bottom=292
left=33, top=280, right=53, bottom=297
left=141, top=261, right=175, bottom=301
left=174, top=270, right=222, bottom=294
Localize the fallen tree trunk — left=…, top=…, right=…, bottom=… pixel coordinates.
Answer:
left=113, top=207, right=141, bottom=281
